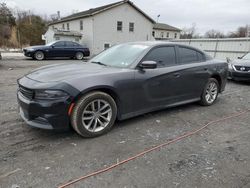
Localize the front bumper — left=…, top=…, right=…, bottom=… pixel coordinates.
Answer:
left=17, top=91, right=71, bottom=130
left=23, top=50, right=35, bottom=57
left=228, top=70, right=250, bottom=81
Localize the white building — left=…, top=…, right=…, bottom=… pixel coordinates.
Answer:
left=43, top=0, right=180, bottom=55
left=153, top=23, right=181, bottom=40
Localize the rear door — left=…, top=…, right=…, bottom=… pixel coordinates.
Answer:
left=64, top=41, right=78, bottom=57
left=174, top=46, right=210, bottom=99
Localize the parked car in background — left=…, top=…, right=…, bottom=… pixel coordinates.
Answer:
left=17, top=42, right=228, bottom=138
left=228, top=52, right=250, bottom=81
left=23, top=41, right=90, bottom=60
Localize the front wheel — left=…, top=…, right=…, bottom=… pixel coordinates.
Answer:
left=34, top=51, right=45, bottom=60
left=200, top=78, right=219, bottom=106
left=71, top=92, right=117, bottom=137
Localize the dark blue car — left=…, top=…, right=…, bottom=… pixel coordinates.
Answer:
left=23, top=41, right=90, bottom=60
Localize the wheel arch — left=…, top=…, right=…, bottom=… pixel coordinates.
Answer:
left=72, top=86, right=122, bottom=119
left=210, top=74, right=222, bottom=92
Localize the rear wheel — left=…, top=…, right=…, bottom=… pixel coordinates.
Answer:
left=71, top=92, right=117, bottom=137
left=200, top=78, right=219, bottom=106
left=75, top=52, right=84, bottom=60
left=34, top=51, right=45, bottom=60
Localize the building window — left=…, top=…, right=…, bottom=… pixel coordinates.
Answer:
left=167, top=32, right=169, bottom=38
left=117, top=21, right=122, bottom=31
left=152, top=31, right=155, bottom=37
left=55, top=36, right=60, bottom=40
left=67, top=23, right=70, bottom=30
left=80, top=20, right=83, bottom=30
left=104, top=43, right=110, bottom=50
left=161, top=32, right=164, bottom=38
left=174, top=33, right=177, bottom=38
left=62, top=24, right=65, bottom=30
left=129, top=22, right=134, bottom=32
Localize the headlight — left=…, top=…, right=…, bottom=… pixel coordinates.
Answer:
left=35, top=90, right=69, bottom=100
left=27, top=48, right=35, bottom=51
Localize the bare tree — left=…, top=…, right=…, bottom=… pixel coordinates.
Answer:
left=205, top=29, right=225, bottom=38
left=180, top=23, right=197, bottom=39
left=228, top=25, right=248, bottom=38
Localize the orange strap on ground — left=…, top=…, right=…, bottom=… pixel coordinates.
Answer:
left=58, top=110, right=249, bottom=188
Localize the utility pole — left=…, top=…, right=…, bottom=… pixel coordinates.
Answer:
left=157, top=15, right=160, bottom=23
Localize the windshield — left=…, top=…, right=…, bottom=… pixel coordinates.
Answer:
left=242, top=53, right=250, bottom=60
left=90, top=44, right=149, bottom=68
left=46, top=41, right=57, bottom=46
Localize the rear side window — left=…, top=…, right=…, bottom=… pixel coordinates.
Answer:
left=179, top=47, right=204, bottom=64
left=143, top=46, right=176, bottom=68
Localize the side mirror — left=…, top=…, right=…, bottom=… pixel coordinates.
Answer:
left=51, top=45, right=55, bottom=48
left=139, top=61, right=157, bottom=69
left=237, top=56, right=242, bottom=59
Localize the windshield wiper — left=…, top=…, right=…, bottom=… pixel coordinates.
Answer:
left=91, top=61, right=108, bottom=66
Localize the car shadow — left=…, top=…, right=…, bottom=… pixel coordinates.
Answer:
left=228, top=80, right=250, bottom=86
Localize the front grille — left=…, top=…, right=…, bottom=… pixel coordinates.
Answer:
left=19, top=86, right=34, bottom=99
left=234, top=65, right=250, bottom=72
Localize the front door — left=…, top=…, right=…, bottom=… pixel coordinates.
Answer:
left=133, top=45, right=181, bottom=112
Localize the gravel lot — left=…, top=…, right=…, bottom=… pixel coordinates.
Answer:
left=0, top=58, right=250, bottom=188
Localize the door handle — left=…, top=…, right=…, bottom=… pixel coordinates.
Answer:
left=204, top=67, right=208, bottom=71
left=173, top=73, right=180, bottom=78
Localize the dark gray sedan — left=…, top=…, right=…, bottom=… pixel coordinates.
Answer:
left=17, top=42, right=228, bottom=137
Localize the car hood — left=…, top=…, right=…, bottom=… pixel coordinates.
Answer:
left=24, top=45, right=46, bottom=50
left=25, top=62, right=124, bottom=82
left=231, top=59, right=250, bottom=66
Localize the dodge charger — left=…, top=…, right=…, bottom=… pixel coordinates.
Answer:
left=17, top=42, right=228, bottom=137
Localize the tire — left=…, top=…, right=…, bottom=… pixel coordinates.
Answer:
left=200, top=78, right=219, bottom=106
left=34, top=51, right=45, bottom=60
left=75, top=52, right=84, bottom=60
left=71, top=91, right=117, bottom=137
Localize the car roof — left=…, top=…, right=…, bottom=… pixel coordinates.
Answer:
left=124, top=41, right=204, bottom=52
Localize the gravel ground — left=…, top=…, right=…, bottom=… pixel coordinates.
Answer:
left=0, top=58, right=250, bottom=188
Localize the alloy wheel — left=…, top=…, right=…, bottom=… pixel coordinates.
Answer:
left=81, top=99, right=112, bottom=132
left=205, top=82, right=218, bottom=104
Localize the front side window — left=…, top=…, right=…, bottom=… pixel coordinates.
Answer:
left=80, top=20, right=83, bottom=30
left=129, top=22, right=134, bottom=32
left=54, top=41, right=65, bottom=47
left=91, top=44, right=149, bottom=68
left=117, top=21, right=122, bottom=31
left=143, top=46, right=176, bottom=68
left=179, top=47, right=202, bottom=64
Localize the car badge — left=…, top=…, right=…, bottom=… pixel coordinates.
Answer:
left=240, top=67, right=246, bottom=71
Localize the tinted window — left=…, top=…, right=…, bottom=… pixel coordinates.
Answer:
left=65, top=41, right=79, bottom=47
left=197, top=51, right=204, bottom=61
left=143, top=46, right=176, bottom=67
left=179, top=47, right=201, bottom=64
left=54, top=41, right=65, bottom=47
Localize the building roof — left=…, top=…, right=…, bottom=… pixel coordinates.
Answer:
left=49, top=0, right=155, bottom=25
left=153, top=23, right=181, bottom=32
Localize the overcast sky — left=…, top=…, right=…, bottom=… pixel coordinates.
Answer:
left=4, top=0, right=250, bottom=35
